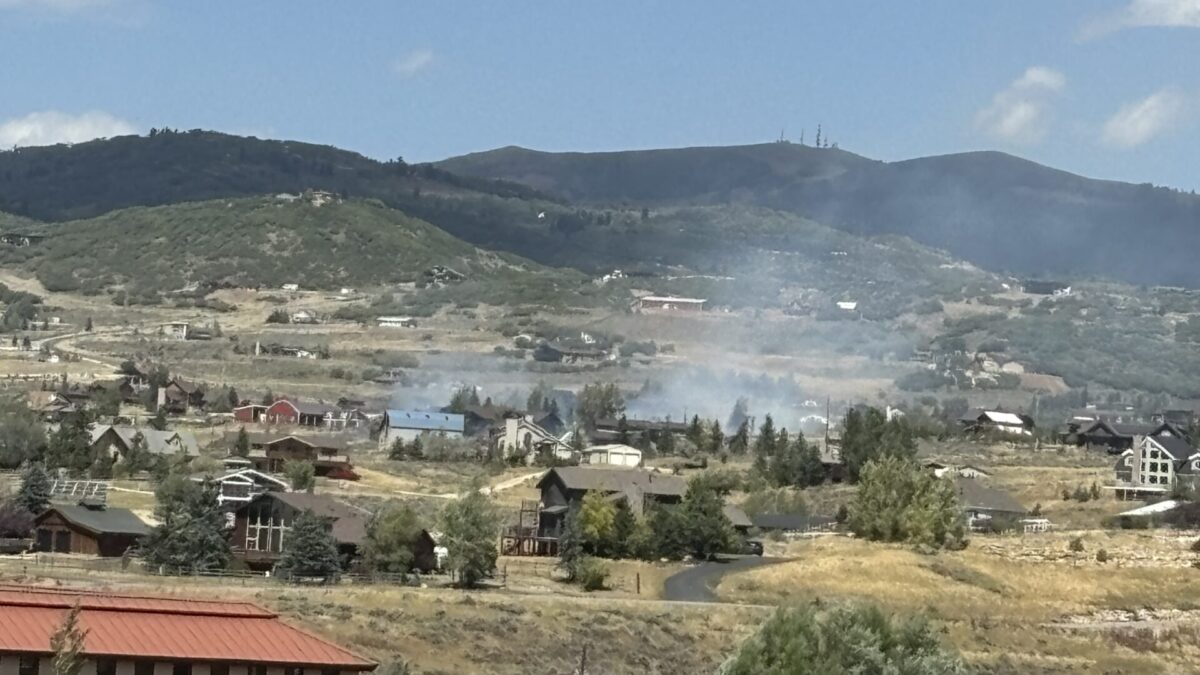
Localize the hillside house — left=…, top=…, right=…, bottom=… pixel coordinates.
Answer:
left=161, top=378, right=206, bottom=413
left=499, top=416, right=570, bottom=462
left=160, top=321, right=190, bottom=340
left=89, top=426, right=200, bottom=462
left=636, top=296, right=707, bottom=312
left=0, top=232, right=45, bottom=247
left=751, top=512, right=838, bottom=535
left=289, top=309, right=318, bottom=324
left=534, top=467, right=687, bottom=539
left=281, top=283, right=300, bottom=292
left=580, top=443, right=642, bottom=467
left=33, top=503, right=149, bottom=556
left=245, top=434, right=358, bottom=479
left=376, top=316, right=418, bottom=328
left=1076, top=420, right=1187, bottom=454
left=952, top=476, right=1027, bottom=530
left=592, top=417, right=688, bottom=446
left=926, top=462, right=991, bottom=480
left=378, top=409, right=465, bottom=449
left=0, top=584, right=376, bottom=675
left=205, top=469, right=288, bottom=505
left=230, top=492, right=369, bottom=570
left=532, top=342, right=609, bottom=363
left=1113, top=435, right=1200, bottom=498
left=232, top=402, right=268, bottom=423
left=264, top=399, right=338, bottom=427
left=460, top=402, right=519, bottom=436
left=958, top=409, right=1034, bottom=436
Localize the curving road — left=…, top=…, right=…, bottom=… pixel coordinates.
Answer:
left=663, top=555, right=790, bottom=603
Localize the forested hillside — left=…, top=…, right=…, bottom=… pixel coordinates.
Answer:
left=439, top=144, right=1200, bottom=287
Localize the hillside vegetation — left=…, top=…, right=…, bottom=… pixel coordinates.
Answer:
left=438, top=143, right=1200, bottom=287
left=0, top=196, right=576, bottom=297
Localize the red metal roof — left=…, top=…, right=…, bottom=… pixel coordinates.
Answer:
left=0, top=585, right=375, bottom=670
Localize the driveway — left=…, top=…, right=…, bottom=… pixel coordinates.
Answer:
left=663, top=555, right=790, bottom=603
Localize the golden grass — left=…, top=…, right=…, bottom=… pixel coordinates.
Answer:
left=719, top=536, right=1200, bottom=673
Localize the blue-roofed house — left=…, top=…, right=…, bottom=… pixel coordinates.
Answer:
left=378, top=409, right=466, bottom=449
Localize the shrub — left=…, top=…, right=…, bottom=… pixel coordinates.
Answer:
left=1096, top=549, right=1109, bottom=563
left=1068, top=537, right=1085, bottom=553
left=575, top=556, right=609, bottom=592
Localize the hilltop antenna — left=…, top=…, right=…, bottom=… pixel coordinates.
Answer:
left=825, top=396, right=831, bottom=449
left=778, top=127, right=786, bottom=143
left=815, top=124, right=822, bottom=149
left=799, top=129, right=805, bottom=146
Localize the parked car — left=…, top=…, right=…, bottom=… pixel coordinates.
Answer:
left=741, top=539, right=764, bottom=556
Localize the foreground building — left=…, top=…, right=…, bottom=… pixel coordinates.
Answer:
left=0, top=584, right=376, bottom=675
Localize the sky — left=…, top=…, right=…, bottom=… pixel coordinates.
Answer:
left=1, top=0, right=1198, bottom=190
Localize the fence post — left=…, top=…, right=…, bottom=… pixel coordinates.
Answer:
left=636, top=572, right=640, bottom=595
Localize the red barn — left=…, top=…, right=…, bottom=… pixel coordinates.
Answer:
left=264, top=399, right=335, bottom=427
left=233, top=403, right=268, bottom=423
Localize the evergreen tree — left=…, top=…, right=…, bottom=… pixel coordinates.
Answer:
left=233, top=427, right=250, bottom=458
left=752, top=414, right=777, bottom=474
left=83, top=317, right=93, bottom=333
left=708, top=420, right=724, bottom=455
left=796, top=441, right=826, bottom=487
left=610, top=501, right=635, bottom=559
left=616, top=414, right=631, bottom=445
left=680, top=479, right=736, bottom=560
left=46, top=411, right=93, bottom=474
left=728, top=419, right=750, bottom=456
left=440, top=480, right=500, bottom=588
left=656, top=427, right=676, bottom=456
left=227, top=387, right=240, bottom=409
left=557, top=505, right=584, bottom=580
left=686, top=415, right=705, bottom=448
left=275, top=510, right=342, bottom=580
left=16, top=461, right=52, bottom=514
left=284, top=460, right=316, bottom=492
left=389, top=437, right=406, bottom=460
left=50, top=604, right=88, bottom=675
left=142, top=479, right=231, bottom=573
left=407, top=436, right=423, bottom=460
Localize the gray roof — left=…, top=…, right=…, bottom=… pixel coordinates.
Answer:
left=952, top=477, right=1026, bottom=515
left=540, top=466, right=687, bottom=498
left=92, top=426, right=200, bottom=457
left=40, top=504, right=150, bottom=536
left=1149, top=435, right=1197, bottom=461
left=723, top=504, right=753, bottom=528
left=384, top=409, right=465, bottom=433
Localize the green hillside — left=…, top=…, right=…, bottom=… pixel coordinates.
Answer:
left=438, top=143, right=1200, bottom=287
left=0, top=196, right=581, bottom=299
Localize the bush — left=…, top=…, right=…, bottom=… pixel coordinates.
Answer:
left=575, top=556, right=609, bottom=592
left=1068, top=537, right=1085, bottom=553
left=1095, top=549, right=1109, bottom=563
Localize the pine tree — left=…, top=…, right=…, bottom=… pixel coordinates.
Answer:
left=50, top=604, right=88, bottom=675
left=657, top=427, right=676, bottom=456
left=16, top=462, right=52, bottom=514
left=227, top=387, right=240, bottom=409
left=616, top=414, right=631, bottom=445
left=753, top=415, right=777, bottom=475
left=558, top=505, right=584, bottom=580
left=686, top=415, right=705, bottom=448
left=233, top=427, right=250, bottom=458
left=389, top=437, right=406, bottom=460
left=83, top=317, right=93, bottom=333
left=708, top=420, right=724, bottom=455
left=407, top=436, right=424, bottom=460
left=275, top=510, right=342, bottom=580
left=728, top=419, right=750, bottom=455
left=142, top=479, right=231, bottom=574
left=610, top=501, right=635, bottom=559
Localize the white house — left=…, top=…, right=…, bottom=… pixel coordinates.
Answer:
left=376, top=316, right=418, bottom=328
left=378, top=409, right=465, bottom=449
left=160, top=321, right=189, bottom=340
left=500, top=416, right=570, bottom=462
left=580, top=444, right=643, bottom=467
left=836, top=301, right=858, bottom=311
left=281, top=283, right=300, bottom=292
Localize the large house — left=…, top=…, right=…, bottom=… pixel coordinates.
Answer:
left=0, top=584, right=376, bottom=675
left=951, top=476, right=1027, bottom=530
left=958, top=409, right=1034, bottom=436
left=1113, top=434, right=1200, bottom=498
left=1074, top=420, right=1188, bottom=453
left=204, top=469, right=289, bottom=506
left=160, top=378, right=206, bottom=413
left=534, top=466, right=687, bottom=538
left=247, top=434, right=358, bottom=479
left=90, top=426, right=200, bottom=462
left=498, top=416, right=570, bottom=462
left=33, top=503, right=149, bottom=556
left=230, top=492, right=369, bottom=570
left=377, top=409, right=465, bottom=449
left=264, top=399, right=339, bottom=427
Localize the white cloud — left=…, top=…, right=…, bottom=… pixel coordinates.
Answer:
left=1100, top=89, right=1186, bottom=148
left=974, top=67, right=1066, bottom=145
left=1081, top=0, right=1200, bottom=39
left=0, top=110, right=137, bottom=148
left=392, top=49, right=434, bottom=79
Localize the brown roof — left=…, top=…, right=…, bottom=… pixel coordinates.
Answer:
left=259, top=492, right=368, bottom=546
left=0, top=584, right=375, bottom=669
left=541, top=466, right=687, bottom=497
left=36, top=504, right=150, bottom=537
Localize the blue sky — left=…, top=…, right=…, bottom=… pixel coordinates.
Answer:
left=1, top=0, right=1198, bottom=190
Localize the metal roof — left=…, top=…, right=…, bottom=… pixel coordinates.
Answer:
left=384, top=409, right=465, bottom=433
left=952, top=477, right=1026, bottom=515
left=37, top=504, right=150, bottom=536
left=0, top=585, right=375, bottom=669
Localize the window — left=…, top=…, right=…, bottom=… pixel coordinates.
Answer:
left=135, top=662, right=155, bottom=675
left=173, top=664, right=192, bottom=675
left=19, top=655, right=39, bottom=675
left=97, top=660, right=117, bottom=675
left=251, top=666, right=268, bottom=675
left=210, top=666, right=229, bottom=675
left=284, top=668, right=301, bottom=675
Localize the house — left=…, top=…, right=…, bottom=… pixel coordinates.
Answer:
left=230, top=492, right=369, bottom=570
left=723, top=504, right=753, bottom=534
left=290, top=310, right=318, bottom=324
left=635, top=296, right=707, bottom=312
left=958, top=409, right=1034, bottom=436
left=1113, top=434, right=1200, bottom=498
left=951, top=476, right=1027, bottom=530
left=204, top=469, right=289, bottom=506
left=0, top=232, right=45, bottom=247
left=89, top=426, right=200, bottom=462
left=534, top=466, right=687, bottom=538
left=1022, top=280, right=1071, bottom=295
left=264, top=399, right=338, bottom=427
left=500, top=416, right=570, bottom=462
left=835, top=301, right=859, bottom=311
left=160, top=321, right=190, bottom=340
left=580, top=444, right=642, bottom=467
left=0, top=584, right=376, bottom=674
left=532, top=342, right=609, bottom=363
left=161, top=378, right=206, bottom=413
left=378, top=409, right=465, bottom=449
left=592, top=417, right=689, bottom=445
left=245, top=434, right=358, bottom=479
left=1076, top=420, right=1187, bottom=453
left=751, top=512, right=838, bottom=534
left=533, top=409, right=566, bottom=435
left=460, top=402, right=519, bottom=436
left=33, top=503, right=149, bottom=556
left=232, top=402, right=269, bottom=423
left=281, top=283, right=300, bottom=292
left=925, top=462, right=991, bottom=480
left=1154, top=409, right=1196, bottom=427
left=376, top=316, right=418, bottom=328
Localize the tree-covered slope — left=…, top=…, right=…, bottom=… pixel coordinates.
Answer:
left=438, top=144, right=1200, bottom=287
left=0, top=196, right=566, bottom=295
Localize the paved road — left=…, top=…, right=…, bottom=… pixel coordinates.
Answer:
left=663, top=555, right=790, bottom=603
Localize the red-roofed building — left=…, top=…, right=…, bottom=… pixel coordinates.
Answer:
left=0, top=584, right=375, bottom=675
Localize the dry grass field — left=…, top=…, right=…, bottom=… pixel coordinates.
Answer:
left=718, top=536, right=1200, bottom=674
